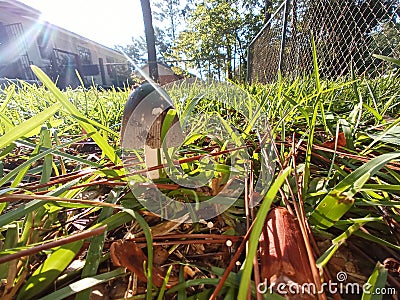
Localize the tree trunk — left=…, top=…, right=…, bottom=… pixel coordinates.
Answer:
left=264, top=0, right=271, bottom=24
left=167, top=0, right=176, bottom=40
left=226, top=44, right=233, bottom=80
left=140, top=0, right=158, bottom=82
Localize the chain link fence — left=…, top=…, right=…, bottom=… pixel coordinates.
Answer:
left=247, top=0, right=400, bottom=83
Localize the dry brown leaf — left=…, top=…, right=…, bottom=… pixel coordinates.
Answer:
left=153, top=246, right=170, bottom=266
left=321, top=132, right=346, bottom=149
left=110, top=240, right=178, bottom=288
left=259, top=207, right=315, bottom=299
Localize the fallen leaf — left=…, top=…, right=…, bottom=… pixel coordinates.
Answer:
left=259, top=207, right=315, bottom=299
left=110, top=240, right=178, bottom=288
left=321, top=132, right=346, bottom=149
left=153, top=246, right=170, bottom=265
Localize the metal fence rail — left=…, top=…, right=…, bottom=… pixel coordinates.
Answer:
left=247, top=0, right=400, bottom=83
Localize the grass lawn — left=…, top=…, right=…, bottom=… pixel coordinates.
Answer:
left=0, top=61, right=399, bottom=299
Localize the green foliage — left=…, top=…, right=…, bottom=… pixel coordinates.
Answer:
left=31, top=66, right=122, bottom=165
left=310, top=152, right=400, bottom=229
left=18, top=240, right=84, bottom=300
left=361, top=262, right=388, bottom=300
left=117, top=0, right=266, bottom=80
left=170, top=0, right=264, bottom=79
left=39, top=268, right=126, bottom=300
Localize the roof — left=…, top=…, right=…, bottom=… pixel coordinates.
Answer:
left=0, top=0, right=40, bottom=18
left=137, top=63, right=177, bottom=77
left=39, top=22, right=125, bottom=57
left=0, top=0, right=124, bottom=58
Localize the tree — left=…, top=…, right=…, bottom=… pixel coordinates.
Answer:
left=116, top=36, right=147, bottom=65
left=153, top=0, right=181, bottom=41
left=116, top=30, right=174, bottom=67
left=140, top=0, right=158, bottom=81
left=152, top=0, right=184, bottom=63
left=170, top=0, right=264, bottom=80
left=121, top=0, right=179, bottom=67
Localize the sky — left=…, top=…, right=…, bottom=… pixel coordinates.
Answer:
left=20, top=0, right=145, bottom=48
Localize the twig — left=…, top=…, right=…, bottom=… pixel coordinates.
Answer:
left=0, top=225, right=106, bottom=264
left=135, top=239, right=242, bottom=247
left=347, top=241, right=400, bottom=290
left=291, top=133, right=328, bottom=300
left=0, top=194, right=123, bottom=208
left=133, top=233, right=242, bottom=241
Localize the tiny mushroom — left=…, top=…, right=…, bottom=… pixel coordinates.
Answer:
left=121, top=83, right=184, bottom=179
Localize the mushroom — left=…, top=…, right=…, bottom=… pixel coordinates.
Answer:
left=121, top=83, right=183, bottom=179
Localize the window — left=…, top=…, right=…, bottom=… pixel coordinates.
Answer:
left=106, top=56, right=115, bottom=75
left=0, top=23, right=8, bottom=64
left=0, top=23, right=7, bottom=46
left=77, top=46, right=92, bottom=64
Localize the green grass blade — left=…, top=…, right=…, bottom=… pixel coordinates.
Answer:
left=16, top=138, right=101, bottom=168
left=340, top=119, right=355, bottom=150
left=93, top=211, right=134, bottom=231
left=179, top=94, right=204, bottom=128
left=237, top=167, right=291, bottom=299
left=169, top=278, right=219, bottom=294
left=0, top=84, right=15, bottom=114
left=74, top=114, right=120, bottom=137
left=39, top=127, right=53, bottom=188
left=365, top=120, right=400, bottom=150
left=0, top=224, right=18, bottom=280
left=39, top=268, right=125, bottom=300
left=0, top=103, right=60, bottom=150
left=178, top=264, right=188, bottom=300
left=161, top=109, right=179, bottom=143
left=312, top=36, right=321, bottom=92
left=361, top=262, right=388, bottom=300
left=362, top=184, right=400, bottom=192
left=0, top=179, right=80, bottom=227
left=76, top=187, right=123, bottom=300
left=17, top=240, right=84, bottom=300
left=303, top=101, right=318, bottom=195
left=10, top=126, right=53, bottom=188
left=216, top=113, right=242, bottom=146
left=316, top=221, right=366, bottom=268
left=373, top=54, right=400, bottom=67
left=11, top=136, right=42, bottom=188
left=310, top=152, right=400, bottom=229
left=351, top=230, right=400, bottom=251
left=243, top=96, right=267, bottom=137
left=362, top=103, right=384, bottom=124
left=30, top=66, right=121, bottom=165
left=123, top=209, right=153, bottom=300
left=157, top=265, right=173, bottom=300
left=0, top=134, right=91, bottom=188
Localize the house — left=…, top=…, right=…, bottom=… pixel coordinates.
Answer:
left=134, top=63, right=184, bottom=85
left=0, top=0, right=129, bottom=88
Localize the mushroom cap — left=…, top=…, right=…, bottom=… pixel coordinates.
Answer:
left=121, top=83, right=183, bottom=149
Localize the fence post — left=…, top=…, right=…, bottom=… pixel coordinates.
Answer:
left=278, top=0, right=290, bottom=75
left=246, top=42, right=253, bottom=83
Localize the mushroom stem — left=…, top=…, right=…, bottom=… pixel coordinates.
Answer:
left=145, top=145, right=164, bottom=179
